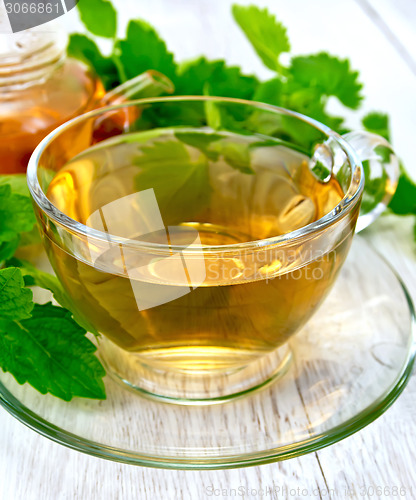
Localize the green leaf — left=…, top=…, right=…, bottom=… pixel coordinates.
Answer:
left=204, top=65, right=258, bottom=100
left=142, top=58, right=257, bottom=128
left=213, top=141, right=254, bottom=174
left=77, top=0, right=117, bottom=39
left=137, top=103, right=206, bottom=130
left=253, top=77, right=284, bottom=106
left=0, top=185, right=36, bottom=244
left=176, top=58, right=223, bottom=95
left=134, top=140, right=210, bottom=225
left=0, top=175, right=38, bottom=257
left=0, top=237, right=20, bottom=263
left=362, top=112, right=390, bottom=141
left=289, top=53, right=363, bottom=109
left=311, top=162, right=332, bottom=182
left=175, top=131, right=254, bottom=173
left=388, top=165, right=416, bottom=215
left=175, top=131, right=223, bottom=161
left=204, top=98, right=223, bottom=130
left=232, top=4, right=290, bottom=72
left=0, top=174, right=30, bottom=197
left=67, top=34, right=120, bottom=89
left=0, top=303, right=106, bottom=401
left=0, top=267, right=33, bottom=321
left=18, top=226, right=42, bottom=247
left=279, top=82, right=345, bottom=143
left=8, top=258, right=99, bottom=336
left=201, top=83, right=254, bottom=134
left=176, top=57, right=258, bottom=99
left=115, top=20, right=177, bottom=83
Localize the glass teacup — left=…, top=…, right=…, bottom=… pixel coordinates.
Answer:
left=27, top=97, right=398, bottom=403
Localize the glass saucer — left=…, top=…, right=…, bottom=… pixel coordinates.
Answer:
left=0, top=236, right=414, bottom=469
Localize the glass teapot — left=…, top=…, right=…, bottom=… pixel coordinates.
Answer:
left=0, top=27, right=173, bottom=174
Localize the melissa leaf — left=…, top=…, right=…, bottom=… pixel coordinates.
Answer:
left=67, top=34, right=120, bottom=89
left=177, top=58, right=258, bottom=100
left=232, top=4, right=290, bottom=72
left=289, top=53, right=363, bottom=109
left=0, top=267, right=33, bottom=321
left=115, top=20, right=177, bottom=83
left=253, top=78, right=284, bottom=106
left=388, top=165, right=416, bottom=216
left=0, top=303, right=106, bottom=401
left=9, top=258, right=100, bottom=337
left=175, top=131, right=222, bottom=161
left=0, top=185, right=36, bottom=245
left=77, top=0, right=117, bottom=39
left=134, top=140, right=210, bottom=225
left=0, top=174, right=30, bottom=197
left=362, top=112, right=390, bottom=141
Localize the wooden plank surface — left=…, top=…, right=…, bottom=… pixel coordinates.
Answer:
left=1, top=1, right=416, bottom=499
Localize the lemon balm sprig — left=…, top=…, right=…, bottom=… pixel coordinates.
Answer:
left=0, top=175, right=106, bottom=401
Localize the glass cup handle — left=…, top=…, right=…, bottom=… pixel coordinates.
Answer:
left=342, top=131, right=400, bottom=232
